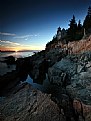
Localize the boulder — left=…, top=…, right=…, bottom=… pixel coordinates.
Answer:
left=47, top=56, right=77, bottom=86
left=4, top=56, right=15, bottom=65
left=47, top=53, right=91, bottom=120
left=53, top=57, right=77, bottom=76
left=0, top=83, right=65, bottom=121
left=48, top=67, right=70, bottom=87
left=73, top=99, right=91, bottom=121
left=0, top=70, right=19, bottom=96
left=65, top=55, right=91, bottom=120
left=29, top=48, right=64, bottom=84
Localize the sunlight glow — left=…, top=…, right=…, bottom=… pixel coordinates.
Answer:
left=0, top=44, right=45, bottom=51
left=15, top=50, right=18, bottom=52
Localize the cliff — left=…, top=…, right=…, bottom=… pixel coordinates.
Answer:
left=1, top=34, right=91, bottom=121
left=68, top=35, right=91, bottom=54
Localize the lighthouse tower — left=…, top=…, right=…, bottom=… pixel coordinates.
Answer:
left=57, top=27, right=61, bottom=40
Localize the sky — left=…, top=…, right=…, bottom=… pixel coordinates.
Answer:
left=0, top=0, right=91, bottom=51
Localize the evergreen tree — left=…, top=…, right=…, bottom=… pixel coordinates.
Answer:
left=77, top=20, right=82, bottom=31
left=67, top=15, right=77, bottom=41
left=75, top=20, right=83, bottom=40
left=83, top=6, right=91, bottom=33
left=88, top=6, right=91, bottom=17
left=69, top=15, right=77, bottom=28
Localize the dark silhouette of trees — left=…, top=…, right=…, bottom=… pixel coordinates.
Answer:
left=67, top=15, right=77, bottom=41
left=76, top=20, right=83, bottom=40
left=77, top=20, right=82, bottom=31
left=67, top=16, right=83, bottom=41
left=83, top=6, right=91, bottom=33
left=46, top=6, right=91, bottom=49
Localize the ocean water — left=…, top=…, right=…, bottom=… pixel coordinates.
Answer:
left=0, top=51, right=36, bottom=59
left=25, top=74, right=51, bottom=92
left=0, top=50, right=51, bottom=93
left=0, top=51, right=37, bottom=76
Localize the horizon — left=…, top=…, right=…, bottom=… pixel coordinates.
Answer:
left=0, top=49, right=41, bottom=52
left=0, top=0, right=91, bottom=51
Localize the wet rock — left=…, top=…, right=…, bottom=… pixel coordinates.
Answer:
left=15, top=57, right=31, bottom=83
left=29, top=48, right=64, bottom=84
left=0, top=70, right=19, bottom=96
left=4, top=56, right=15, bottom=65
left=0, top=62, right=16, bottom=76
left=29, top=58, right=49, bottom=84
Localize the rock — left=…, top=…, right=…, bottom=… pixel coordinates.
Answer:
left=48, top=67, right=70, bottom=87
left=29, top=58, right=49, bottom=84
left=0, top=62, right=16, bottom=76
left=47, top=56, right=77, bottom=86
left=0, top=83, right=65, bottom=121
left=16, top=57, right=30, bottom=75
left=65, top=57, right=91, bottom=120
left=29, top=48, right=64, bottom=84
left=79, top=72, right=91, bottom=79
left=1, top=47, right=91, bottom=121
left=86, top=61, right=91, bottom=68
left=73, top=99, right=91, bottom=121
left=77, top=64, right=87, bottom=73
left=77, top=64, right=83, bottom=73
left=47, top=52, right=91, bottom=120
left=4, top=56, right=15, bottom=65
left=0, top=70, right=19, bottom=96
left=45, top=48, right=64, bottom=65
left=66, top=70, right=91, bottom=105
left=53, top=57, right=77, bottom=76
left=87, top=66, right=91, bottom=72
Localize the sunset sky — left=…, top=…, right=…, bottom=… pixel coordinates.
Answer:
left=0, top=0, right=91, bottom=51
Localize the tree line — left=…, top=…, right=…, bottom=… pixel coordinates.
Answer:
left=67, top=6, right=91, bottom=41
left=46, top=6, right=91, bottom=48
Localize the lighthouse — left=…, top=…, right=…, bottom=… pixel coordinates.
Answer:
left=57, top=27, right=61, bottom=40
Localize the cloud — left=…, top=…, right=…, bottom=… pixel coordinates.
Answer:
left=34, top=34, right=39, bottom=37
left=14, top=34, right=39, bottom=40
left=0, top=32, right=39, bottom=39
left=0, top=40, right=20, bottom=46
left=0, top=44, right=5, bottom=46
left=0, top=32, right=16, bottom=36
left=14, top=35, right=33, bottom=39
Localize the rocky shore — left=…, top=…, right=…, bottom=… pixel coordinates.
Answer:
left=0, top=41, right=91, bottom=120
left=0, top=83, right=65, bottom=121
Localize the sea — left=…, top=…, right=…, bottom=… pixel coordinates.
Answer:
left=0, top=51, right=35, bottom=76
left=0, top=51, right=51, bottom=93
left=0, top=51, right=38, bottom=58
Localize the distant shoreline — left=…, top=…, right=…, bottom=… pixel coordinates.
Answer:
left=0, top=51, right=15, bottom=53
left=0, top=50, right=41, bottom=53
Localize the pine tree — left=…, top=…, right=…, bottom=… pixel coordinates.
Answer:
left=88, top=6, right=91, bottom=17
left=67, top=15, right=77, bottom=41
left=78, top=20, right=82, bottom=31
left=83, top=6, right=91, bottom=33
left=69, top=15, right=77, bottom=29
left=75, top=20, right=83, bottom=40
